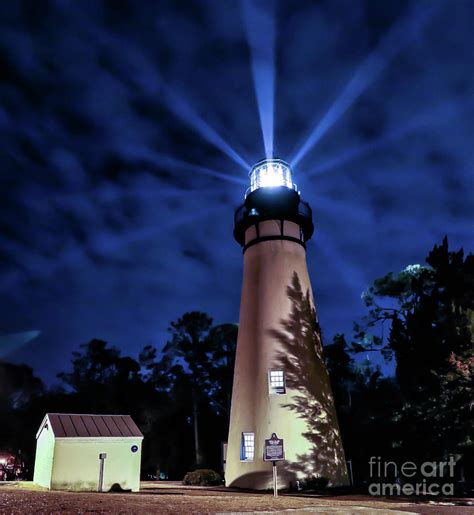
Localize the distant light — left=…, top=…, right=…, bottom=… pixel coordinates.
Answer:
left=247, top=158, right=296, bottom=196
left=403, top=264, right=424, bottom=276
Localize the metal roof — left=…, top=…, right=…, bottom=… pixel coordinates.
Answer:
left=40, top=414, right=143, bottom=439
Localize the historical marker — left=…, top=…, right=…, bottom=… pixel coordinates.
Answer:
left=263, top=433, right=284, bottom=498
left=264, top=433, right=284, bottom=462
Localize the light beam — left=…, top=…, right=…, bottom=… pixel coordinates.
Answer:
left=291, top=4, right=438, bottom=168
left=0, top=330, right=41, bottom=358
left=0, top=205, right=227, bottom=291
left=305, top=96, right=472, bottom=178
left=242, top=0, right=276, bottom=159
left=154, top=152, right=248, bottom=186
left=309, top=194, right=370, bottom=223
left=161, top=86, right=250, bottom=170
left=313, top=232, right=368, bottom=295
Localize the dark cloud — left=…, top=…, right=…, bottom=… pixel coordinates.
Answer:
left=0, top=0, right=472, bottom=381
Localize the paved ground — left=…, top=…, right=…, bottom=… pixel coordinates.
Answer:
left=0, top=481, right=472, bottom=513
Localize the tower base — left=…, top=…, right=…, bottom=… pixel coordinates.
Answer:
left=225, top=221, right=349, bottom=490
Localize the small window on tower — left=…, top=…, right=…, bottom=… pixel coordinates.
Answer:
left=269, top=370, right=286, bottom=395
left=240, top=432, right=255, bottom=461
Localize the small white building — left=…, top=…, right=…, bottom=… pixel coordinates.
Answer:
left=33, top=413, right=143, bottom=492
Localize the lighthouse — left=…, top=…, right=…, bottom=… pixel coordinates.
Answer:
left=225, top=158, right=349, bottom=490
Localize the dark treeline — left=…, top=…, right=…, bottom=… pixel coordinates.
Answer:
left=0, top=238, right=472, bottom=484
left=0, top=315, right=237, bottom=480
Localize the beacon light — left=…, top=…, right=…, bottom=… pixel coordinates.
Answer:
left=246, top=158, right=297, bottom=196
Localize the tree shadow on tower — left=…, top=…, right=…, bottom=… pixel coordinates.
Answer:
left=269, top=272, right=349, bottom=486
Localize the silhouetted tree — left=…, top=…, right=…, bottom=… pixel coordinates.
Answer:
left=353, top=238, right=473, bottom=475
left=324, top=334, right=358, bottom=411
left=206, top=323, right=238, bottom=417
left=140, top=315, right=237, bottom=473
left=0, top=362, right=44, bottom=475
left=58, top=338, right=148, bottom=413
left=160, top=312, right=213, bottom=466
left=0, top=361, right=44, bottom=408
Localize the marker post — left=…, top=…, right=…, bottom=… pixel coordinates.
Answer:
left=264, top=433, right=284, bottom=499
left=272, top=460, right=278, bottom=498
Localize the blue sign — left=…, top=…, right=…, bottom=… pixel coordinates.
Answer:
left=131, top=445, right=138, bottom=453
left=264, top=433, right=284, bottom=461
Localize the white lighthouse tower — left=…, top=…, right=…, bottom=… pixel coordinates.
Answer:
left=225, top=158, right=349, bottom=490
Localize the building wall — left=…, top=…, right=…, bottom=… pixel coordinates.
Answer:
left=51, top=437, right=142, bottom=492
left=33, top=421, right=55, bottom=488
left=226, top=220, right=349, bottom=489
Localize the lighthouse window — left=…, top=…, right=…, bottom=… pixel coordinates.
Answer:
left=240, top=432, right=255, bottom=461
left=269, top=370, right=286, bottom=394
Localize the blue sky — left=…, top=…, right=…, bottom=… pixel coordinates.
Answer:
left=0, top=0, right=472, bottom=382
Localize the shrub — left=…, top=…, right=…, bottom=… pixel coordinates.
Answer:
left=304, top=476, right=329, bottom=490
left=183, top=469, right=222, bottom=486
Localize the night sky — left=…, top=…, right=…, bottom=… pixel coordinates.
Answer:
left=1, top=0, right=473, bottom=383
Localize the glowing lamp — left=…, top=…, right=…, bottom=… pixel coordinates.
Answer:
left=247, top=158, right=296, bottom=196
